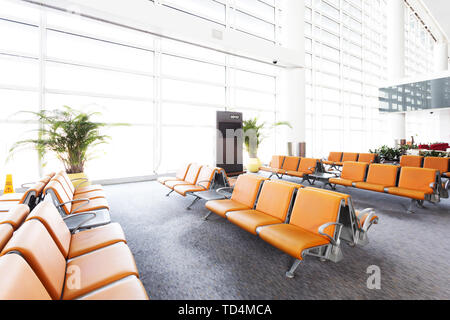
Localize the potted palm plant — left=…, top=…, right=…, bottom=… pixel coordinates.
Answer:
left=9, top=106, right=113, bottom=187
left=243, top=117, right=291, bottom=172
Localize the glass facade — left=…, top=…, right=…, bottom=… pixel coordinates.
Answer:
left=304, top=0, right=389, bottom=158
left=0, top=0, right=279, bottom=184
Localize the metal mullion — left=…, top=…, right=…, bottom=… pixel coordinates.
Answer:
left=45, top=88, right=155, bottom=102
left=45, top=26, right=156, bottom=53
left=45, top=57, right=155, bottom=78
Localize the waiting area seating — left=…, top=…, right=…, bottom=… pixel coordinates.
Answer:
left=204, top=174, right=378, bottom=277
left=322, top=152, right=377, bottom=170
left=258, top=156, right=319, bottom=181
left=328, top=162, right=444, bottom=213
left=0, top=181, right=148, bottom=300
left=159, top=163, right=236, bottom=210
left=44, top=171, right=110, bottom=230
left=0, top=172, right=55, bottom=212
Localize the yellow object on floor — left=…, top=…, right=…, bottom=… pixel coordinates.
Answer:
left=3, top=174, right=14, bottom=194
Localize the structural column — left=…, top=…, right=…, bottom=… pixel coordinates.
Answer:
left=278, top=0, right=305, bottom=156
left=386, top=0, right=406, bottom=142
left=434, top=41, right=448, bottom=72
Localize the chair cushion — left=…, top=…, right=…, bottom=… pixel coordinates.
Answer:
left=157, top=177, right=178, bottom=185
left=0, top=204, right=30, bottom=229
left=322, top=160, right=335, bottom=165
left=444, top=172, right=449, bottom=178
left=354, top=182, right=386, bottom=193
left=73, top=190, right=106, bottom=200
left=259, top=224, right=330, bottom=260
left=0, top=254, right=52, bottom=300
left=69, top=223, right=127, bottom=259
left=174, top=184, right=206, bottom=196
left=387, top=187, right=428, bottom=200
left=226, top=210, right=282, bottom=235
left=78, top=276, right=148, bottom=300
left=164, top=180, right=191, bottom=189
left=205, top=199, right=250, bottom=218
left=0, top=224, right=14, bottom=252
left=329, top=178, right=354, bottom=187
left=74, top=185, right=104, bottom=195
left=63, top=242, right=139, bottom=300
left=356, top=211, right=379, bottom=229
left=71, top=197, right=109, bottom=214
left=285, top=171, right=305, bottom=178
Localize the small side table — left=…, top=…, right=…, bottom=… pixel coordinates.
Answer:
left=306, top=172, right=340, bottom=190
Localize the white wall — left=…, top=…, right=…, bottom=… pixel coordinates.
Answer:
left=405, top=108, right=450, bottom=144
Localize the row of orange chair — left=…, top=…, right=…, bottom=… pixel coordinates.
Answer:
left=0, top=172, right=56, bottom=212
left=399, top=155, right=449, bottom=178
left=204, top=174, right=378, bottom=278
left=259, top=156, right=319, bottom=180
left=43, top=171, right=111, bottom=230
left=0, top=172, right=148, bottom=300
left=0, top=200, right=148, bottom=300
left=158, top=163, right=235, bottom=209
left=323, top=152, right=377, bottom=170
left=328, top=162, right=447, bottom=213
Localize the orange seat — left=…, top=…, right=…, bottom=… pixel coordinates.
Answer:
left=158, top=163, right=191, bottom=185
left=286, top=158, right=318, bottom=178
left=278, top=156, right=300, bottom=174
left=164, top=163, right=203, bottom=190
left=399, top=155, right=423, bottom=168
left=335, top=152, right=359, bottom=166
left=322, top=152, right=343, bottom=166
left=44, top=177, right=109, bottom=215
left=78, top=276, right=149, bottom=300
left=259, top=223, right=330, bottom=259
left=63, top=242, right=139, bottom=300
left=174, top=166, right=216, bottom=196
left=0, top=254, right=52, bottom=300
left=387, top=167, right=438, bottom=200
left=354, top=164, right=398, bottom=193
left=26, top=201, right=126, bottom=259
left=0, top=224, right=14, bottom=252
left=358, top=153, right=377, bottom=164
left=226, top=180, right=299, bottom=235
left=423, top=157, right=449, bottom=175
left=259, top=188, right=344, bottom=275
left=0, top=204, right=30, bottom=230
left=259, top=155, right=284, bottom=173
left=329, top=162, right=368, bottom=186
left=205, top=174, right=267, bottom=218
left=57, top=171, right=104, bottom=198
left=1, top=219, right=141, bottom=300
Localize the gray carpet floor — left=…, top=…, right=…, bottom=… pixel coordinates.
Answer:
left=104, top=175, right=450, bottom=300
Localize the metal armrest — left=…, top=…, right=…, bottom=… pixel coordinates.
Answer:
left=21, top=182, right=36, bottom=189
left=63, top=211, right=98, bottom=233
left=216, top=187, right=233, bottom=199
left=71, top=178, right=89, bottom=190
left=57, top=198, right=90, bottom=214
left=195, top=179, right=213, bottom=190
left=361, top=212, right=378, bottom=232
left=318, top=222, right=343, bottom=246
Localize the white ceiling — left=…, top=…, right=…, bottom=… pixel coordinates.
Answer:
left=421, top=0, right=450, bottom=41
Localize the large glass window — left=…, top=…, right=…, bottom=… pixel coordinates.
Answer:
left=304, top=0, right=390, bottom=158
left=0, top=0, right=279, bottom=185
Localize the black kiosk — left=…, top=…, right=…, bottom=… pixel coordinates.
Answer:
left=216, top=111, right=244, bottom=176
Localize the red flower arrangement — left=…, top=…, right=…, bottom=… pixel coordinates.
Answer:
left=419, top=143, right=449, bottom=151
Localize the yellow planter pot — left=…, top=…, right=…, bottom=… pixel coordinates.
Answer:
left=67, top=172, right=91, bottom=189
left=247, top=158, right=261, bottom=173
